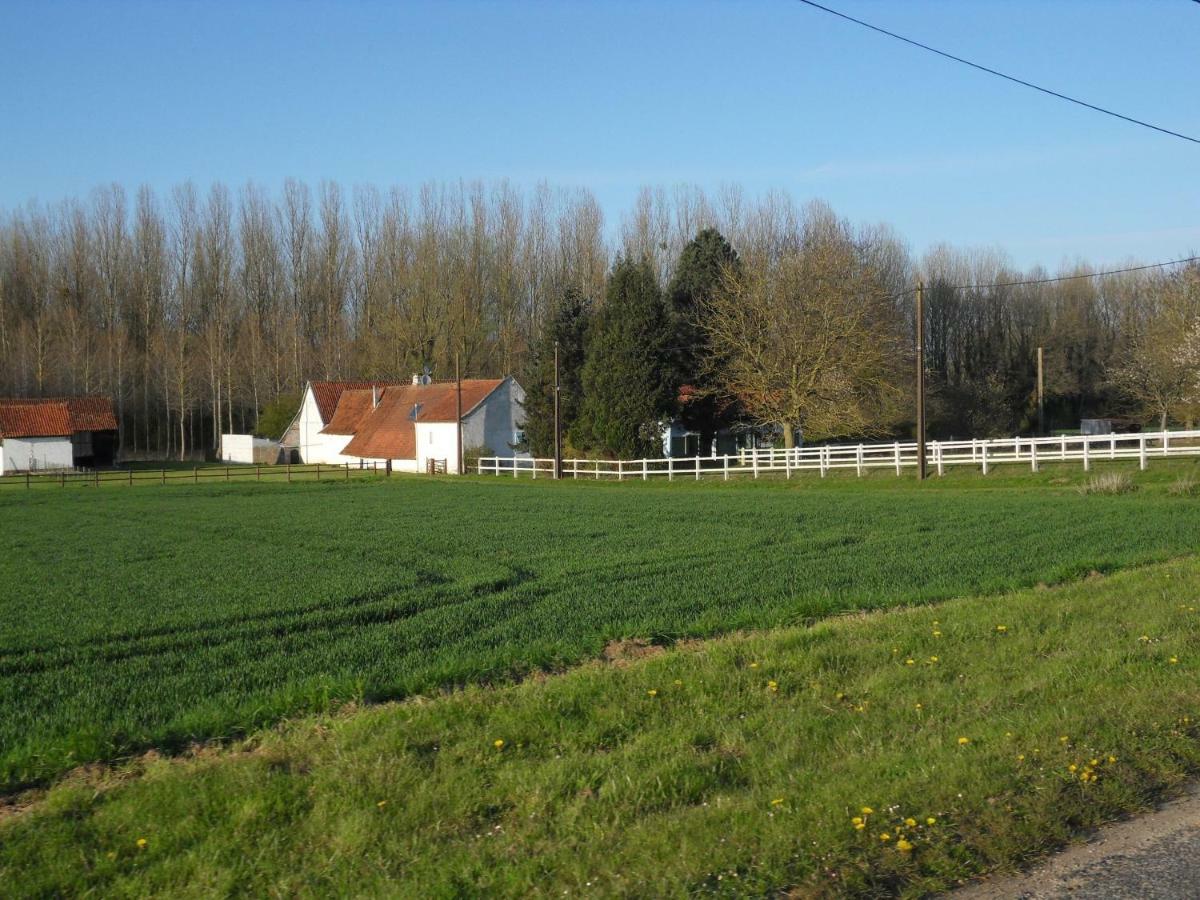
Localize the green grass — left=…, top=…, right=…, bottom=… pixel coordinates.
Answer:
left=2, top=459, right=1200, bottom=792
left=5, top=555, right=1200, bottom=897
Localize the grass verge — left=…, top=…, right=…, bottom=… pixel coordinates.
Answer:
left=4, top=555, right=1200, bottom=897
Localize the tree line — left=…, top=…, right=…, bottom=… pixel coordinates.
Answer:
left=1, top=180, right=1196, bottom=459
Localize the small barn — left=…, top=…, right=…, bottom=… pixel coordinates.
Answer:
left=0, top=397, right=118, bottom=475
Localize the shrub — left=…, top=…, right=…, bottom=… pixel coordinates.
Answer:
left=1077, top=472, right=1136, bottom=495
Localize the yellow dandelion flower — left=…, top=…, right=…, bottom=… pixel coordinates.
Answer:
left=768, top=680, right=778, bottom=692
left=905, top=659, right=915, bottom=666
left=929, top=656, right=939, bottom=663
left=854, top=822, right=866, bottom=830
left=771, top=798, right=784, bottom=806
left=673, top=679, right=683, bottom=686
left=1080, top=772, right=1090, bottom=782
left=926, top=817, right=937, bottom=826
left=957, top=736, right=970, bottom=745
left=1170, top=657, right=1179, bottom=665
left=1017, top=754, right=1025, bottom=761
left=933, top=630, right=942, bottom=637
left=749, top=662, right=759, bottom=669
left=996, top=625, right=1007, bottom=632
left=914, top=703, right=923, bottom=710
left=1068, top=764, right=1077, bottom=772
left=1139, top=635, right=1151, bottom=642
left=851, top=816, right=863, bottom=825
left=1108, top=755, right=1117, bottom=763
left=493, top=739, right=505, bottom=749
left=861, top=806, right=874, bottom=815
left=647, top=689, right=658, bottom=697
left=1059, top=735, right=1070, bottom=743
left=135, top=838, right=147, bottom=850
left=879, top=832, right=891, bottom=842
left=904, top=817, right=917, bottom=828
left=892, top=647, right=899, bottom=654
left=1090, top=758, right=1099, bottom=766
left=896, top=839, right=914, bottom=853
left=377, top=800, right=387, bottom=809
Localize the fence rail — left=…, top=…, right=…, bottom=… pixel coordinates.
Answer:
left=478, top=430, right=1200, bottom=481
left=0, top=461, right=388, bottom=489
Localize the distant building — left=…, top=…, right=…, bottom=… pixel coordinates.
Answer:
left=0, top=397, right=118, bottom=474
left=283, top=376, right=527, bottom=473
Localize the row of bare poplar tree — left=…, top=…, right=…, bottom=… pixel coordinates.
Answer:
left=0, top=179, right=1195, bottom=458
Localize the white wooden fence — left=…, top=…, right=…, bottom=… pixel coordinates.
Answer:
left=479, top=429, right=1200, bottom=480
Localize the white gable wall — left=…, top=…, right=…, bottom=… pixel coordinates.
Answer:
left=416, top=422, right=459, bottom=473
left=462, top=377, right=528, bottom=463
left=0, top=436, right=73, bottom=473
left=296, top=385, right=360, bottom=465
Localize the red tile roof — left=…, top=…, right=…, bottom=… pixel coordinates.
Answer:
left=320, top=389, right=379, bottom=436
left=341, top=379, right=504, bottom=460
left=310, top=381, right=401, bottom=424
left=0, top=397, right=117, bottom=438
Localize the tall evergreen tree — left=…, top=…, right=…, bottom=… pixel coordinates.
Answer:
left=518, top=287, right=591, bottom=456
left=576, top=257, right=676, bottom=457
left=667, top=228, right=742, bottom=445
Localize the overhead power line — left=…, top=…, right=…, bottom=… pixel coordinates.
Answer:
left=794, top=0, right=1200, bottom=146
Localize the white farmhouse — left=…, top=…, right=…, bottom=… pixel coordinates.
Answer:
left=283, top=376, right=527, bottom=473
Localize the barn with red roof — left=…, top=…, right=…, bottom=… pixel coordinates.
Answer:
left=0, top=397, right=118, bottom=474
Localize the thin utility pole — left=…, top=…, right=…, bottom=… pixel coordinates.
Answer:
left=553, top=340, right=562, bottom=479
left=1036, top=346, right=1045, bottom=435
left=916, top=279, right=927, bottom=480
left=455, top=351, right=464, bottom=475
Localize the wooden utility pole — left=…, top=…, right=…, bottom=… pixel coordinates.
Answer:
left=1036, top=346, right=1045, bottom=435
left=916, top=279, right=927, bottom=480
left=553, top=340, right=562, bottom=479
left=455, top=352, right=464, bottom=475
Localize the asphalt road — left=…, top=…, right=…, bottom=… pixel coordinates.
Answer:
left=952, top=785, right=1200, bottom=899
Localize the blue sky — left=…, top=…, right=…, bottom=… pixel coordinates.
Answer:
left=1, top=0, right=1196, bottom=268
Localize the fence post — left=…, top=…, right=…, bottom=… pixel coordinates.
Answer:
left=616, top=460, right=622, bottom=482
left=227, top=466, right=231, bottom=482
left=162, top=468, right=166, bottom=485
left=95, top=469, right=99, bottom=489
left=1060, top=434, right=1066, bottom=461
left=1082, top=438, right=1090, bottom=472
left=695, top=455, right=701, bottom=481
left=668, top=456, right=674, bottom=482
left=193, top=466, right=198, bottom=484
left=936, top=442, right=944, bottom=477
left=894, top=442, right=901, bottom=477
left=1110, top=434, right=1116, bottom=460
left=723, top=454, right=729, bottom=481
left=26, top=472, right=30, bottom=489
left=1030, top=442, right=1038, bottom=473
left=1164, top=429, right=1171, bottom=456
left=752, top=452, right=758, bottom=480
left=643, top=458, right=648, bottom=481
left=345, top=463, right=349, bottom=481
left=785, top=448, right=792, bottom=479
left=316, top=464, right=321, bottom=481
left=856, top=444, right=863, bottom=477
left=1140, top=435, right=1148, bottom=470
left=287, top=463, right=292, bottom=482
left=533, top=458, right=538, bottom=479
left=981, top=442, right=989, bottom=475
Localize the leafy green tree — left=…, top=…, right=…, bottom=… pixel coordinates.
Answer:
left=255, top=392, right=300, bottom=439
left=576, top=257, right=677, bottom=457
left=518, top=287, right=591, bottom=457
left=667, top=228, right=742, bottom=445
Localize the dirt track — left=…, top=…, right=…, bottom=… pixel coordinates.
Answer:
left=952, top=784, right=1200, bottom=899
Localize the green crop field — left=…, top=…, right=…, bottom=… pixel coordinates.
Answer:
left=3, top=460, right=1200, bottom=791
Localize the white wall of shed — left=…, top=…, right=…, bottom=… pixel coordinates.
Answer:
left=0, top=436, right=73, bottom=472
left=416, top=422, right=460, bottom=473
